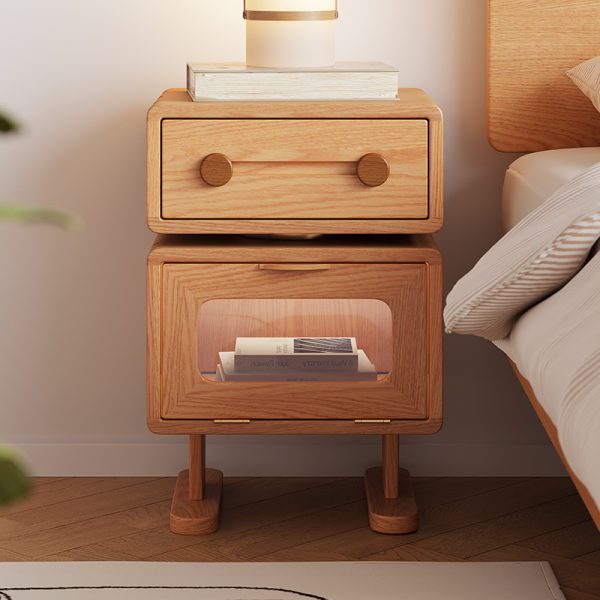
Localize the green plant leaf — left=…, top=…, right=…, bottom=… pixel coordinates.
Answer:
left=0, top=446, right=30, bottom=505
left=0, top=112, right=19, bottom=133
left=0, top=204, right=82, bottom=230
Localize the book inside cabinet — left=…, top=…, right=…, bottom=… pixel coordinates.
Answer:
left=198, top=299, right=392, bottom=383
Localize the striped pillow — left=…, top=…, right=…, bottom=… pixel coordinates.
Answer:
left=567, top=56, right=600, bottom=113
left=445, top=164, right=600, bottom=341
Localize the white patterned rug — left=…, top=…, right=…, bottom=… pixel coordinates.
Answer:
left=0, top=562, right=564, bottom=600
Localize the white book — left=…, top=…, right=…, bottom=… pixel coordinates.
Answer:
left=234, top=337, right=359, bottom=372
left=187, top=62, right=399, bottom=101
left=219, top=350, right=378, bottom=382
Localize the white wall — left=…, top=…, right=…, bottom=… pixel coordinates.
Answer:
left=0, top=0, right=565, bottom=476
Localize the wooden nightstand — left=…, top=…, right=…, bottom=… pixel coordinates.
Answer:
left=147, top=235, right=443, bottom=535
left=147, top=89, right=443, bottom=236
left=146, top=88, right=444, bottom=535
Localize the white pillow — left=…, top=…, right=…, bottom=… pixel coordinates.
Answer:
left=567, top=56, right=600, bottom=113
left=445, top=163, right=600, bottom=341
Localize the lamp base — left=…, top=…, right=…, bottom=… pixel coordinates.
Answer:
left=246, top=19, right=335, bottom=70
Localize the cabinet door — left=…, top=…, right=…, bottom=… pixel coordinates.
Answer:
left=160, top=263, right=430, bottom=421
left=161, top=119, right=428, bottom=220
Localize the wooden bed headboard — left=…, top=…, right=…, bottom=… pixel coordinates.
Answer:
left=488, top=0, right=600, bottom=152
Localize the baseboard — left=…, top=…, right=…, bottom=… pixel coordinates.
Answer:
left=15, top=438, right=567, bottom=477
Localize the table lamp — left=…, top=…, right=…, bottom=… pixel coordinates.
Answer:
left=244, top=0, right=338, bottom=68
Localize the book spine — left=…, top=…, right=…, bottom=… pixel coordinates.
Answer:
left=234, top=354, right=358, bottom=373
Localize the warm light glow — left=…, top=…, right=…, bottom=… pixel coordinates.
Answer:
left=245, top=0, right=337, bottom=68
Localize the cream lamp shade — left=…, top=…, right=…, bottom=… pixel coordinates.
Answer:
left=244, top=0, right=338, bottom=69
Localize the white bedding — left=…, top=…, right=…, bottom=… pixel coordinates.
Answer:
left=496, top=151, right=600, bottom=509
left=496, top=252, right=600, bottom=504
left=502, top=147, right=600, bottom=232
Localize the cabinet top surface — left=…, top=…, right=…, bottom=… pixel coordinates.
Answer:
left=148, top=88, right=442, bottom=121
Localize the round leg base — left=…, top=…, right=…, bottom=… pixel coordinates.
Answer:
left=365, top=466, right=418, bottom=534
left=170, top=468, right=223, bottom=535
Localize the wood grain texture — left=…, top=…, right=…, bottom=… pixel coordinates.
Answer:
left=146, top=261, right=162, bottom=424
left=149, top=88, right=441, bottom=120
left=258, top=263, right=332, bottom=271
left=147, top=88, right=443, bottom=235
left=357, top=153, right=391, bottom=187
left=520, top=521, right=600, bottom=559
left=149, top=233, right=443, bottom=263
left=413, top=493, right=591, bottom=559
left=170, top=469, right=223, bottom=535
left=4, top=476, right=600, bottom=598
left=365, top=467, right=418, bottom=534
left=199, top=153, right=233, bottom=187
left=162, top=119, right=427, bottom=220
left=147, top=420, right=443, bottom=436
left=510, top=360, right=600, bottom=529
left=148, top=218, right=446, bottom=236
left=0, top=479, right=174, bottom=558
left=188, top=435, right=205, bottom=501
left=488, top=0, right=600, bottom=152
left=0, top=478, right=144, bottom=516
left=147, top=236, right=442, bottom=432
left=163, top=263, right=426, bottom=420
left=261, top=478, right=578, bottom=562
left=383, top=434, right=400, bottom=499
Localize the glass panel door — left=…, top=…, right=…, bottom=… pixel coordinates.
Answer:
left=198, top=299, right=393, bottom=383
left=160, top=263, right=428, bottom=421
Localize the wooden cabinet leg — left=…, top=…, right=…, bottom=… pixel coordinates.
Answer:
left=169, top=435, right=223, bottom=535
left=189, top=434, right=206, bottom=501
left=383, top=434, right=399, bottom=499
left=364, top=434, right=418, bottom=534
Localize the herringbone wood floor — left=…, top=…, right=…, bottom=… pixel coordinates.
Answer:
left=0, top=477, right=599, bottom=598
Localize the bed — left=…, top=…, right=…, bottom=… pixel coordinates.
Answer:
left=502, top=148, right=600, bottom=233
left=448, top=0, right=600, bottom=529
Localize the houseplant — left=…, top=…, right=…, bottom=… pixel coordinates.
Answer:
left=1, top=112, right=79, bottom=228
left=1, top=110, right=80, bottom=504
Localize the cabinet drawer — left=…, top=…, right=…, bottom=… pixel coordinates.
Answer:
left=157, top=262, right=434, bottom=421
left=161, top=119, right=428, bottom=220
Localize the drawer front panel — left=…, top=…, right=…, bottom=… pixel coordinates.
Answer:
left=160, top=263, right=430, bottom=421
left=161, top=119, right=429, bottom=220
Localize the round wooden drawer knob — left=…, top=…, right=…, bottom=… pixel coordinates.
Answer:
left=200, top=153, right=233, bottom=187
left=357, top=153, right=391, bottom=187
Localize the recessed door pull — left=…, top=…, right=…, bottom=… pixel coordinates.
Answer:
left=259, top=264, right=331, bottom=271
left=355, top=419, right=392, bottom=424
left=214, top=419, right=251, bottom=424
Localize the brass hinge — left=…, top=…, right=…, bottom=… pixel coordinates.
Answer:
left=214, top=419, right=251, bottom=424
left=354, top=419, right=392, bottom=424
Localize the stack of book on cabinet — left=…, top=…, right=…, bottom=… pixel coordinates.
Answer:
left=187, top=62, right=399, bottom=101
left=215, top=337, right=378, bottom=382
